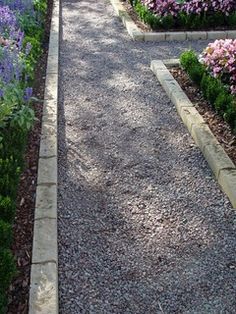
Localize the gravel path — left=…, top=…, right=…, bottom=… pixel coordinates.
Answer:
left=58, top=0, right=236, bottom=312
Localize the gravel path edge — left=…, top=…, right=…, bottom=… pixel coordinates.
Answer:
left=28, top=0, right=59, bottom=312
left=151, top=59, right=236, bottom=208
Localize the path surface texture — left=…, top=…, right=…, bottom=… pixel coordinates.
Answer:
left=58, top=0, right=236, bottom=312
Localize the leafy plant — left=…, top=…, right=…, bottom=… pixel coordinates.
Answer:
left=130, top=0, right=236, bottom=30
left=180, top=49, right=236, bottom=132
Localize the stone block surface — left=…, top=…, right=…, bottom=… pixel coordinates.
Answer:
left=218, top=169, right=236, bottom=208
left=165, top=32, right=186, bottom=41
left=204, top=144, right=236, bottom=179
left=29, top=262, right=58, bottom=314
left=186, top=31, right=207, bottom=40
left=44, top=73, right=58, bottom=101
left=180, top=106, right=205, bottom=133
left=144, top=32, right=165, bottom=41
left=37, top=157, right=57, bottom=185
left=35, top=185, right=57, bottom=220
left=32, top=218, right=57, bottom=264
left=207, top=31, right=227, bottom=40
left=191, top=124, right=219, bottom=152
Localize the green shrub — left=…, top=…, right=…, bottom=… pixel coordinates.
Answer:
left=180, top=50, right=199, bottom=71
left=0, top=221, right=12, bottom=248
left=0, top=196, right=16, bottom=224
left=0, top=292, right=7, bottom=314
left=180, top=50, right=236, bottom=132
left=0, top=249, right=16, bottom=293
left=200, top=74, right=224, bottom=106
left=224, top=103, right=236, bottom=131
left=188, top=63, right=205, bottom=85
left=160, top=15, right=175, bottom=29
left=0, top=158, right=21, bottom=199
left=227, top=12, right=236, bottom=27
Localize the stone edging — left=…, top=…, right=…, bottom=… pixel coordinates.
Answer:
left=151, top=59, right=236, bottom=208
left=28, top=0, right=59, bottom=312
left=110, top=0, right=236, bottom=41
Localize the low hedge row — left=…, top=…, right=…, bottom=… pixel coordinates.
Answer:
left=0, top=0, right=47, bottom=312
left=180, top=50, right=236, bottom=132
left=129, top=0, right=236, bottom=30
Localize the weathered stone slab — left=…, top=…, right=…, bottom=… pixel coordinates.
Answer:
left=204, top=144, right=236, bottom=179
left=37, top=157, right=57, bottom=185
left=32, top=218, right=57, bottom=264
left=218, top=169, right=236, bottom=208
left=35, top=185, right=57, bottom=220
left=29, top=262, right=58, bottom=314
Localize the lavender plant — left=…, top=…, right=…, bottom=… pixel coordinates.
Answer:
left=0, top=0, right=46, bottom=311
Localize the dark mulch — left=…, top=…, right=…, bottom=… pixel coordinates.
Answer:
left=7, top=1, right=53, bottom=313
left=170, top=67, right=236, bottom=166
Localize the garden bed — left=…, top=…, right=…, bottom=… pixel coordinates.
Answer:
left=111, top=0, right=236, bottom=41
left=170, top=66, right=236, bottom=166
left=127, top=0, right=236, bottom=31
left=0, top=0, right=53, bottom=312
left=168, top=39, right=236, bottom=165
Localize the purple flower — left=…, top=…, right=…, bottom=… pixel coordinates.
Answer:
left=23, top=87, right=33, bottom=102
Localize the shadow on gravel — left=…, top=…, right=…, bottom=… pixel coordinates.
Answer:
left=58, top=0, right=236, bottom=313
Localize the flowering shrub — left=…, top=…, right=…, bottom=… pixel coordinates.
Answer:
left=200, top=39, right=236, bottom=95
left=182, top=0, right=236, bottom=16
left=132, top=0, right=236, bottom=29
left=180, top=45, right=236, bottom=131
left=0, top=0, right=46, bottom=311
left=142, top=0, right=180, bottom=17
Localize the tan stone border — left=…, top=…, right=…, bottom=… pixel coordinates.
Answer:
left=151, top=59, right=236, bottom=208
left=28, top=0, right=59, bottom=312
left=110, top=0, right=236, bottom=41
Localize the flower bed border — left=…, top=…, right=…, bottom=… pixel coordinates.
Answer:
left=28, top=0, right=59, bottom=312
left=110, top=0, right=236, bottom=41
left=151, top=59, right=236, bottom=208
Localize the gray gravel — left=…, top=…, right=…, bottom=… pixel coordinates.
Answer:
left=58, top=0, right=236, bottom=312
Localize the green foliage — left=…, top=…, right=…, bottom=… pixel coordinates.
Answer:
left=23, top=36, right=42, bottom=66
left=134, top=1, right=161, bottom=29
left=34, top=0, right=47, bottom=15
left=227, top=12, right=236, bottom=27
left=10, top=105, right=35, bottom=131
left=0, top=196, right=16, bottom=224
left=200, top=74, right=224, bottom=104
left=0, top=249, right=16, bottom=293
left=0, top=292, right=7, bottom=314
left=0, top=221, right=12, bottom=249
left=160, top=15, right=175, bottom=30
left=188, top=63, right=205, bottom=85
left=180, top=50, right=199, bottom=71
left=0, top=0, right=47, bottom=311
left=19, top=14, right=43, bottom=41
left=132, top=1, right=236, bottom=30
left=180, top=50, right=236, bottom=132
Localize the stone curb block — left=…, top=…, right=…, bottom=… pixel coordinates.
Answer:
left=32, top=218, right=58, bottom=264
left=29, top=263, right=58, bottom=314
left=29, top=0, right=59, bottom=311
left=37, top=157, right=57, bottom=185
left=151, top=59, right=236, bottom=209
left=219, top=170, right=236, bottom=208
left=110, top=0, right=236, bottom=41
left=35, top=185, right=57, bottom=220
